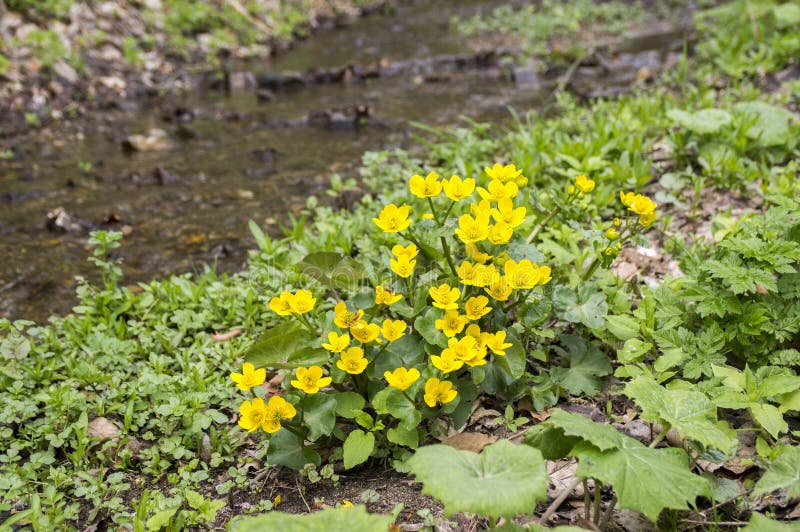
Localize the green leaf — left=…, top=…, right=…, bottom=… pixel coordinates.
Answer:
left=245, top=321, right=314, bottom=368
left=735, top=101, right=796, bottom=147
left=229, top=505, right=394, bottom=532
left=667, top=108, right=732, bottom=134
left=523, top=424, right=581, bottom=460
left=147, top=506, right=180, bottom=531
left=384, top=388, right=422, bottom=430
left=300, top=252, right=367, bottom=289
left=772, top=2, right=800, bottom=26
left=414, top=310, right=448, bottom=348
left=387, top=426, right=419, bottom=449
left=553, top=286, right=608, bottom=329
left=303, top=394, right=338, bottom=442
left=494, top=330, right=526, bottom=379
left=617, top=338, right=652, bottom=364
left=749, top=403, right=788, bottom=439
left=334, top=392, right=366, bottom=419
left=744, top=513, right=799, bottom=532
left=267, top=429, right=321, bottom=470
left=343, top=429, right=375, bottom=470
left=553, top=335, right=612, bottom=396
left=604, top=315, right=641, bottom=341
left=573, top=437, right=708, bottom=521
left=546, top=409, right=623, bottom=451
left=407, top=440, right=547, bottom=519
left=624, top=376, right=737, bottom=455
left=753, top=446, right=800, bottom=499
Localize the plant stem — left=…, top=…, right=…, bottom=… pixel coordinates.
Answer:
left=593, top=481, right=603, bottom=525
left=440, top=236, right=458, bottom=276
left=526, top=206, right=560, bottom=244
left=296, top=314, right=318, bottom=335
left=649, top=425, right=670, bottom=448
left=401, top=390, right=416, bottom=405
left=583, top=479, right=591, bottom=521
left=427, top=197, right=441, bottom=226
left=599, top=495, right=617, bottom=531
left=442, top=200, right=456, bottom=221
left=538, top=476, right=582, bottom=524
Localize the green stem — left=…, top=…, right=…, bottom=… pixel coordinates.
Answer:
left=296, top=314, right=318, bottom=335
left=593, top=481, right=603, bottom=525
left=442, top=200, right=456, bottom=221
left=440, top=236, right=458, bottom=276
left=649, top=425, right=670, bottom=448
left=581, top=257, right=602, bottom=281
left=281, top=422, right=306, bottom=440
left=426, top=197, right=441, bottom=226
left=599, top=495, right=618, bottom=531
left=583, top=479, right=591, bottom=521
left=526, top=206, right=561, bottom=244
left=401, top=390, right=417, bottom=405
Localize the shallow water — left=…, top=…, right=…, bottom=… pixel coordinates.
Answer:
left=0, top=1, right=529, bottom=321
left=0, top=0, right=685, bottom=321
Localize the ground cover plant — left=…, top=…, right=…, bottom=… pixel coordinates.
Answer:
left=2, top=0, right=800, bottom=530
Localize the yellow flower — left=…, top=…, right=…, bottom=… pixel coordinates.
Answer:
left=238, top=397, right=267, bottom=432
left=477, top=180, right=519, bottom=202
left=422, top=213, right=435, bottom=220
left=620, top=191, right=657, bottom=219
left=445, top=336, right=487, bottom=367
left=390, top=255, right=416, bottom=278
left=238, top=396, right=296, bottom=433
left=429, top=283, right=461, bottom=310
left=442, top=175, right=475, bottom=201
left=487, top=222, right=513, bottom=245
left=538, top=265, right=552, bottom=286
left=336, top=346, right=368, bottom=375
left=575, top=174, right=595, bottom=193
left=384, top=367, right=421, bottom=391
left=485, top=163, right=524, bottom=183
left=485, top=330, right=513, bottom=356
left=322, top=332, right=350, bottom=353
left=289, top=289, right=316, bottom=315
left=424, top=378, right=458, bottom=407
left=341, top=500, right=353, bottom=508
left=409, top=172, right=442, bottom=198
left=472, top=263, right=499, bottom=288
left=333, top=301, right=364, bottom=329
left=638, top=211, right=656, bottom=227
left=435, top=310, right=469, bottom=337
left=465, top=324, right=487, bottom=349
left=490, top=198, right=526, bottom=228
left=373, top=203, right=412, bottom=233
left=457, top=261, right=479, bottom=285
left=485, top=275, right=513, bottom=301
left=381, top=319, right=407, bottom=342
left=470, top=199, right=493, bottom=217
left=605, top=228, right=619, bottom=240
left=375, top=285, right=403, bottom=306
left=392, top=243, right=419, bottom=260
left=465, top=243, right=492, bottom=263
left=291, top=366, right=332, bottom=394
left=262, top=396, right=297, bottom=433
left=230, top=362, right=266, bottom=391
left=455, top=213, right=490, bottom=244
left=430, top=349, right=464, bottom=374
left=504, top=260, right=541, bottom=290
left=464, top=295, right=492, bottom=320
left=350, top=320, right=382, bottom=344
left=269, top=291, right=293, bottom=316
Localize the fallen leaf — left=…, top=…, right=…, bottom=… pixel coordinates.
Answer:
left=211, top=329, right=242, bottom=342
left=88, top=417, right=120, bottom=440
left=442, top=432, right=497, bottom=453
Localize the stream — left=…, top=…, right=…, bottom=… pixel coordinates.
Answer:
left=0, top=1, right=686, bottom=321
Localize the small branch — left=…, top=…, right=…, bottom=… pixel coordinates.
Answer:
left=538, top=476, right=583, bottom=524
left=599, top=495, right=617, bottom=530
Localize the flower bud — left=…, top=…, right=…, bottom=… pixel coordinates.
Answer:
left=613, top=218, right=621, bottom=227
left=566, top=185, right=576, bottom=195
left=605, top=228, right=619, bottom=240
left=515, top=176, right=529, bottom=188
left=494, top=251, right=510, bottom=267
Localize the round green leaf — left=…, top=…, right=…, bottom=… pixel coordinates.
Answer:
left=343, top=429, right=375, bottom=470
left=230, top=505, right=393, bottom=532
left=407, top=440, right=547, bottom=519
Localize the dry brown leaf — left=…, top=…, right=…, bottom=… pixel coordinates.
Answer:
left=87, top=417, right=120, bottom=440
left=211, top=329, right=242, bottom=342
left=442, top=432, right=497, bottom=453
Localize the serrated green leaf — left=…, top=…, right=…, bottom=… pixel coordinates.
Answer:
left=553, top=336, right=612, bottom=396
left=546, top=409, right=623, bottom=451
left=553, top=286, right=608, bottom=329
left=229, top=505, right=394, bottom=532
left=749, top=403, right=788, bottom=438
left=624, top=376, right=737, bottom=455
left=573, top=437, right=708, bottom=521
left=753, top=446, right=800, bottom=499
left=343, top=429, right=375, bottom=470
left=407, top=440, right=547, bottom=519
left=604, top=315, right=641, bottom=341
left=303, top=394, right=338, bottom=442
left=667, top=108, right=732, bottom=134
left=744, top=513, right=798, bottom=532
